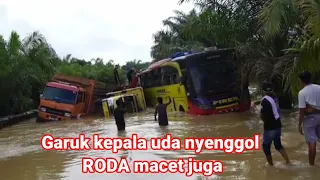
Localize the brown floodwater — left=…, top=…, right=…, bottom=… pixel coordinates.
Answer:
left=0, top=108, right=319, bottom=180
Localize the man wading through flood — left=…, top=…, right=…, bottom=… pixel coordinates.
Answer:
left=114, top=99, right=126, bottom=131
left=260, top=81, right=290, bottom=166
left=298, top=71, right=320, bottom=166
left=155, top=97, right=172, bottom=126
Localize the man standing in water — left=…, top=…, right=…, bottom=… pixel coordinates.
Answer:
left=260, top=81, right=290, bottom=166
left=154, top=97, right=172, bottom=126
left=298, top=71, right=320, bottom=166
left=114, top=99, right=126, bottom=131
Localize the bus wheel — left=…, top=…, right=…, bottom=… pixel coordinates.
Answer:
left=179, top=105, right=185, bottom=112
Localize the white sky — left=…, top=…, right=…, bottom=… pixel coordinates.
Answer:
left=0, top=0, right=194, bottom=65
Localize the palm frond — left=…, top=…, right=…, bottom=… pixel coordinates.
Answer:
left=258, top=0, right=297, bottom=37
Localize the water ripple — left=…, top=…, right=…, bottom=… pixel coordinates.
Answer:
left=1, top=110, right=320, bottom=180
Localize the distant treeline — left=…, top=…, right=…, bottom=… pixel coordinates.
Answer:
left=0, top=31, right=150, bottom=117
left=149, top=0, right=320, bottom=108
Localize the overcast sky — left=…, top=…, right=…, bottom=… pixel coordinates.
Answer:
left=0, top=0, right=194, bottom=65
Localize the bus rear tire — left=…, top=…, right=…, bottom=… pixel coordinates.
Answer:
left=179, top=105, right=185, bottom=112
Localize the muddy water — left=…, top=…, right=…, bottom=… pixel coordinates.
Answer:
left=0, top=108, right=319, bottom=180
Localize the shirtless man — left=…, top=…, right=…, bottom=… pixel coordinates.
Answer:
left=154, top=97, right=172, bottom=126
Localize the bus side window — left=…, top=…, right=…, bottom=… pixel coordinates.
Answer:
left=160, top=68, right=165, bottom=86
left=172, top=74, right=178, bottom=84
left=154, top=68, right=162, bottom=86
left=145, top=74, right=150, bottom=88
left=165, top=74, right=171, bottom=85
left=161, top=66, right=179, bottom=85
left=149, top=72, right=154, bottom=87
left=160, top=67, right=169, bottom=86
left=145, top=72, right=153, bottom=88
left=140, top=75, right=144, bottom=87
left=169, top=67, right=179, bottom=84
left=141, top=74, right=147, bottom=88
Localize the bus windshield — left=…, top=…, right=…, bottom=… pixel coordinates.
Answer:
left=188, top=56, right=236, bottom=97
left=42, top=86, right=77, bottom=105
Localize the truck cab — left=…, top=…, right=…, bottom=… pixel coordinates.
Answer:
left=37, top=82, right=86, bottom=122
left=36, top=74, right=109, bottom=122
left=101, top=87, right=147, bottom=119
left=102, top=94, right=142, bottom=119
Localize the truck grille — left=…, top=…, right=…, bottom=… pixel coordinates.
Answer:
left=41, top=106, right=68, bottom=116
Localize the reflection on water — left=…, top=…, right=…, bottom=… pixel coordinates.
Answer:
left=0, top=108, right=320, bottom=180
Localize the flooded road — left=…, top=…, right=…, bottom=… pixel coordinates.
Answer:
left=0, top=108, right=319, bottom=180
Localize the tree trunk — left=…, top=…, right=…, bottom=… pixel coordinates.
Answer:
left=278, top=92, right=293, bottom=109
left=271, top=78, right=293, bottom=109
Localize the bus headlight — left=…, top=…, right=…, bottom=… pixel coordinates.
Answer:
left=40, top=107, right=46, bottom=112
left=64, top=113, right=71, bottom=117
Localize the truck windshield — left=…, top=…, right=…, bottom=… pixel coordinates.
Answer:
left=42, top=86, right=77, bottom=104
left=188, top=54, right=236, bottom=97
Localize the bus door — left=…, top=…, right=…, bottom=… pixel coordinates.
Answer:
left=174, top=98, right=188, bottom=112
left=159, top=67, right=173, bottom=112
left=164, top=96, right=174, bottom=112
left=174, top=84, right=189, bottom=112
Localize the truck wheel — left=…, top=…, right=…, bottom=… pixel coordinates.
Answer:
left=179, top=105, right=185, bottom=112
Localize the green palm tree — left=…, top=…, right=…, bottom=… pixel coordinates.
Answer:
left=257, top=0, right=320, bottom=94
left=0, top=31, right=56, bottom=116
left=151, top=10, right=206, bottom=60
left=176, top=0, right=297, bottom=108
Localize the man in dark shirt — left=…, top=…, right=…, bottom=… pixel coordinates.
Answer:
left=260, top=81, right=290, bottom=165
left=114, top=99, right=126, bottom=131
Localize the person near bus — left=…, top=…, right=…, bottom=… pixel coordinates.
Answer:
left=260, top=81, right=290, bottom=166
left=114, top=99, right=126, bottom=131
left=154, top=97, right=172, bottom=126
left=126, top=67, right=137, bottom=85
left=130, top=74, right=139, bottom=88
left=113, top=65, right=120, bottom=86
left=131, top=69, right=142, bottom=87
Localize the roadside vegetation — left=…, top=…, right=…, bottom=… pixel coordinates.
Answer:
left=0, top=31, right=150, bottom=117
left=150, top=0, right=320, bottom=108
left=2, top=0, right=320, bottom=116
